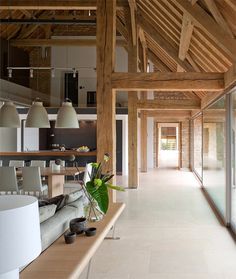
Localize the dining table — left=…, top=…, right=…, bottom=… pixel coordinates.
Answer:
left=17, top=167, right=85, bottom=198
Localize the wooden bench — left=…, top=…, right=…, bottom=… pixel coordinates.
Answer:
left=20, top=202, right=125, bottom=279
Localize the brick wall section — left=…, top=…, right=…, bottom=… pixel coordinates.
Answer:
left=29, top=47, right=51, bottom=97
left=181, top=120, right=190, bottom=168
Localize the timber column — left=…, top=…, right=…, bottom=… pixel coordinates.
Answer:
left=125, top=9, right=139, bottom=188
left=96, top=0, right=116, bottom=200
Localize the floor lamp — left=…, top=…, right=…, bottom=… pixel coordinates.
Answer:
left=0, top=195, right=41, bottom=279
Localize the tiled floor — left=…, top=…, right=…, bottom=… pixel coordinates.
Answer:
left=80, top=168, right=236, bottom=279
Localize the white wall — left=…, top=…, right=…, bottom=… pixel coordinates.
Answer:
left=50, top=37, right=128, bottom=106
left=138, top=117, right=154, bottom=170
left=23, top=127, right=39, bottom=151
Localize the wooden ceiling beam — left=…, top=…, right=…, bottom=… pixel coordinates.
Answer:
left=11, top=38, right=127, bottom=47
left=112, top=72, right=224, bottom=91
left=137, top=100, right=200, bottom=110
left=172, top=0, right=236, bottom=60
left=128, top=0, right=137, bottom=46
left=225, top=63, right=236, bottom=90
left=139, top=28, right=147, bottom=72
left=0, top=0, right=128, bottom=10
left=204, top=0, right=234, bottom=38
left=144, top=110, right=192, bottom=117
left=179, top=13, right=194, bottom=61
left=138, top=12, right=194, bottom=72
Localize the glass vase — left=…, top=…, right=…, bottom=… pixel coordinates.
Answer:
left=84, top=199, right=104, bottom=222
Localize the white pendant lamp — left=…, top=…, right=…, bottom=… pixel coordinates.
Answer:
left=25, top=100, right=50, bottom=128
left=55, top=100, right=79, bottom=128
left=0, top=101, right=20, bottom=128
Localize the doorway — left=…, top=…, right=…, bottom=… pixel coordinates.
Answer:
left=156, top=123, right=180, bottom=169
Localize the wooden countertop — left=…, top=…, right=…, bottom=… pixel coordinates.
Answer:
left=0, top=150, right=97, bottom=157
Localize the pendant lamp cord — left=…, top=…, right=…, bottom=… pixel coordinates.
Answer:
left=37, top=0, right=39, bottom=95
left=66, top=23, right=69, bottom=100
left=6, top=0, right=12, bottom=100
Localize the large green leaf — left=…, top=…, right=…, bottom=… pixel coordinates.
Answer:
left=107, top=184, right=125, bottom=192
left=86, top=181, right=109, bottom=214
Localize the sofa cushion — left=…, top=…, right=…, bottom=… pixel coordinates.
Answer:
left=39, top=204, right=57, bottom=223
left=40, top=205, right=83, bottom=251
left=65, top=190, right=83, bottom=205
left=39, top=194, right=67, bottom=212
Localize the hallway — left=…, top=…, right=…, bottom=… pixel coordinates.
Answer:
left=81, top=169, right=236, bottom=279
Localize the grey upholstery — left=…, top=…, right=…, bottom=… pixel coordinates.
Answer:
left=30, top=160, right=46, bottom=168
left=9, top=160, right=24, bottom=167
left=40, top=196, right=84, bottom=251
left=22, top=167, right=48, bottom=197
left=0, top=166, right=20, bottom=193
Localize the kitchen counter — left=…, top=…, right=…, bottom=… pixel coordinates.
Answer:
left=0, top=150, right=96, bottom=157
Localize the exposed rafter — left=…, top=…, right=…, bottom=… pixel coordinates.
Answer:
left=179, top=13, right=194, bottom=61
left=147, top=50, right=172, bottom=72
left=204, top=0, right=234, bottom=38
left=128, top=0, right=137, bottom=46
left=138, top=12, right=194, bottom=72
left=172, top=0, right=236, bottom=59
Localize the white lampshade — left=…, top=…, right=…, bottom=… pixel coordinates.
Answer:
left=25, top=101, right=50, bottom=128
left=0, top=195, right=41, bottom=279
left=55, top=101, right=79, bottom=128
left=0, top=101, right=20, bottom=128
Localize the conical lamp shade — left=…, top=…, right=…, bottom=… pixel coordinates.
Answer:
left=25, top=101, right=50, bottom=128
left=55, top=101, right=79, bottom=128
left=0, top=101, right=20, bottom=127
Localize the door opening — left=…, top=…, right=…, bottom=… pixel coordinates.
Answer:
left=156, top=123, right=180, bottom=169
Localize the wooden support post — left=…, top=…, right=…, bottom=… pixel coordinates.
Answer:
left=125, top=9, right=139, bottom=188
left=139, top=28, right=148, bottom=100
left=140, top=111, right=147, bottom=172
left=96, top=0, right=116, bottom=201
left=178, top=122, right=182, bottom=169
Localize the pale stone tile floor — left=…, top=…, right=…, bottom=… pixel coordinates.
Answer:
left=80, top=168, right=236, bottom=279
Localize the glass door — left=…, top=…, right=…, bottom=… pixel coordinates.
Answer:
left=193, top=114, right=203, bottom=180
left=230, top=90, right=236, bottom=231
left=202, top=97, right=226, bottom=219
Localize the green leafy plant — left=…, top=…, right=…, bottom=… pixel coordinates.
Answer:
left=85, top=155, right=124, bottom=214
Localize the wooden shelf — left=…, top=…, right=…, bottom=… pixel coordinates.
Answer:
left=20, top=203, right=125, bottom=279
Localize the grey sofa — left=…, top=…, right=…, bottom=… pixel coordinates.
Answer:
left=40, top=194, right=85, bottom=251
